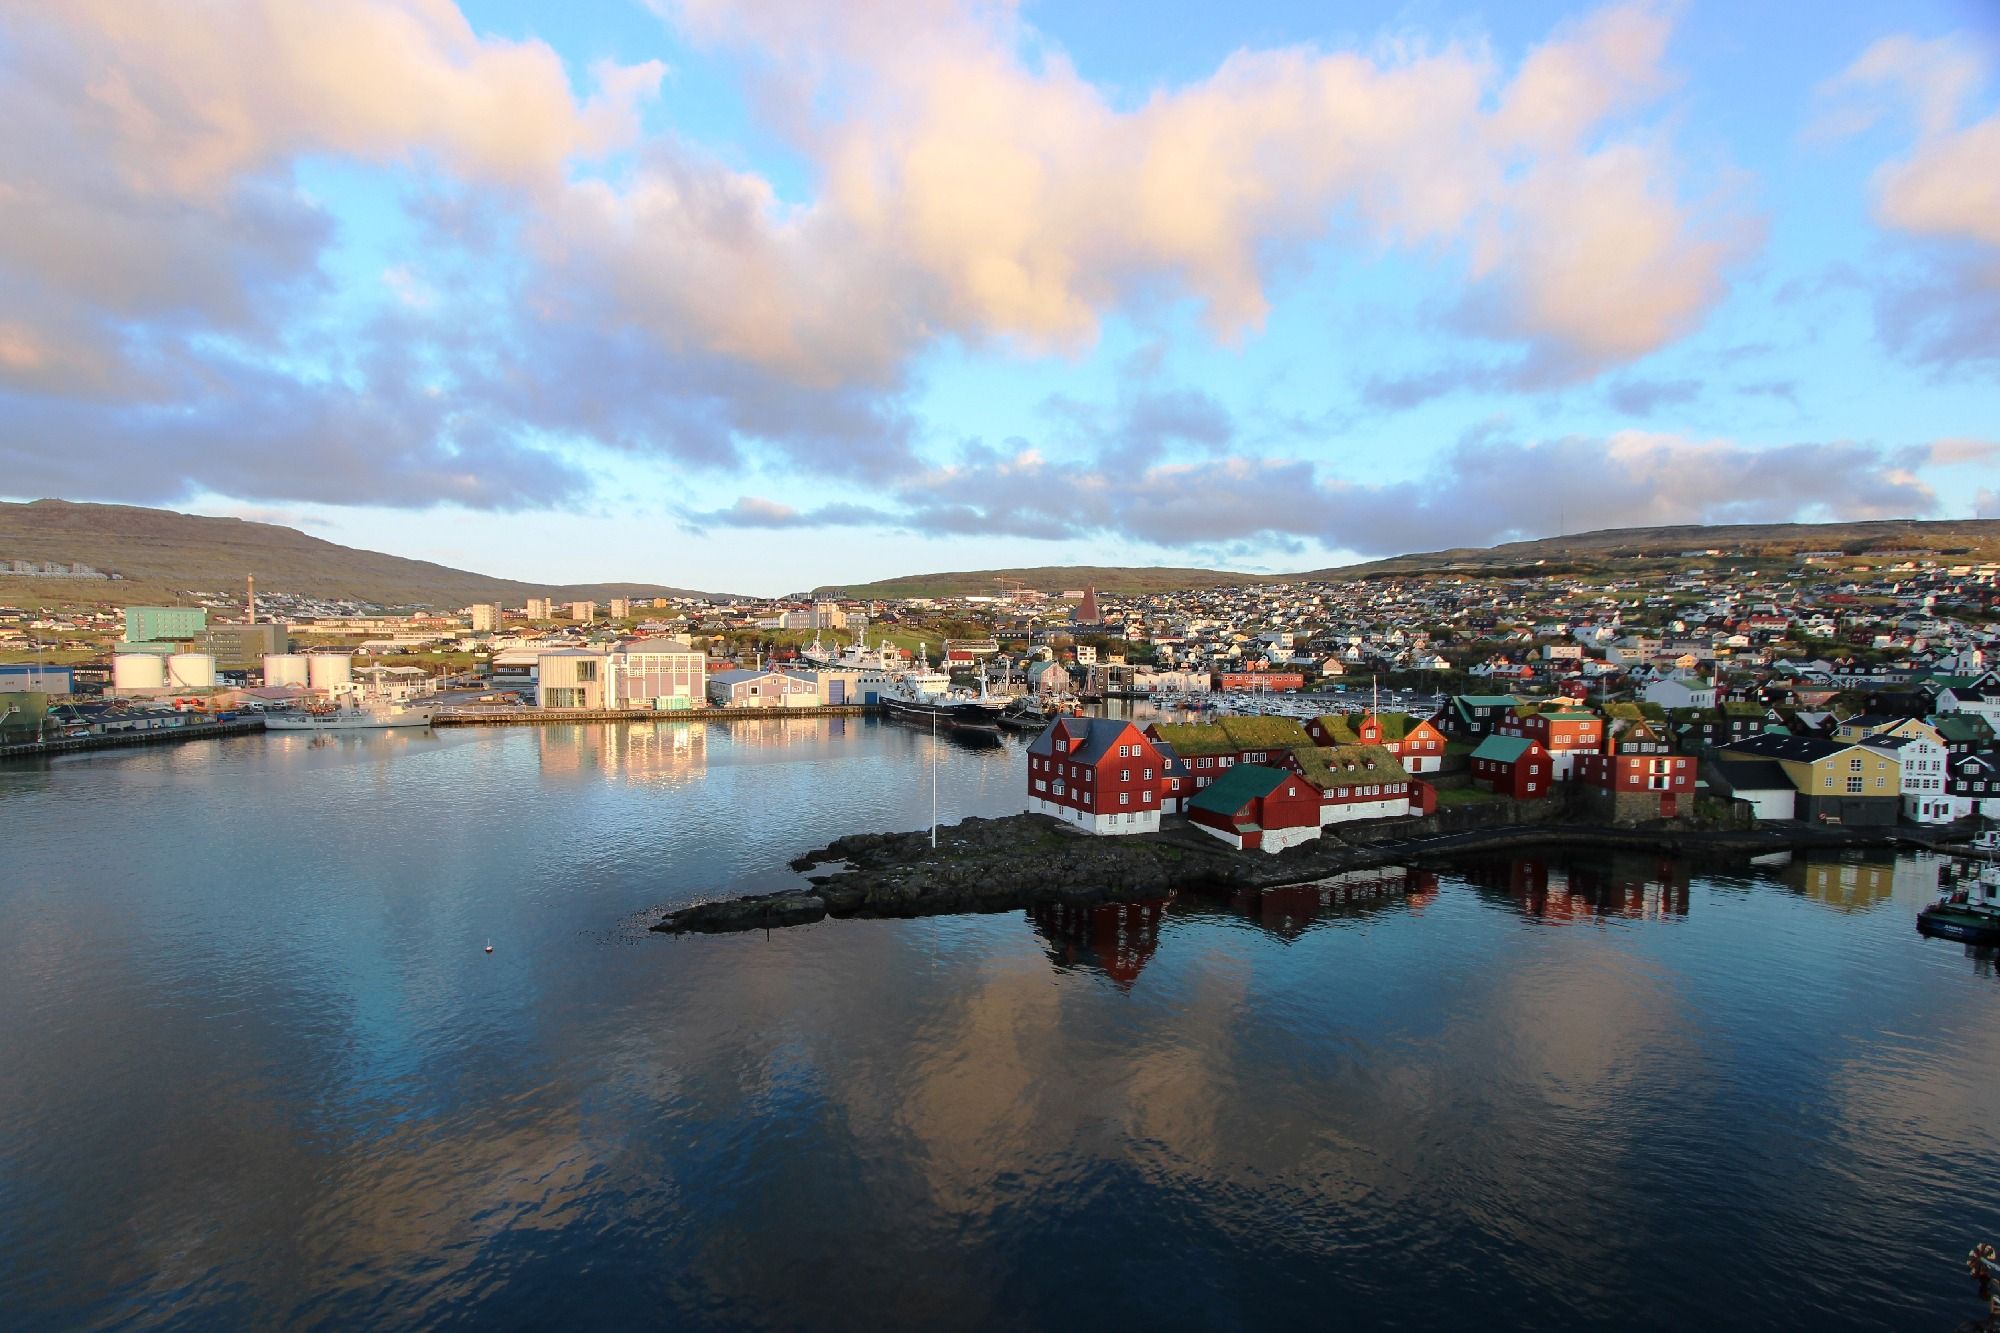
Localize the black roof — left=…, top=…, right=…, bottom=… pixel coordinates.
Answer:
left=1707, top=758, right=1794, bottom=794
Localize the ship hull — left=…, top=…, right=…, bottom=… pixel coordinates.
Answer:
left=265, top=708, right=435, bottom=731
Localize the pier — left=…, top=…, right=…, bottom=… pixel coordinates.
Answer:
left=434, top=704, right=878, bottom=726
left=0, top=716, right=266, bottom=760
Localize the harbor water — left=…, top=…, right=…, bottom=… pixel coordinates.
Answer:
left=2, top=717, right=1998, bottom=1329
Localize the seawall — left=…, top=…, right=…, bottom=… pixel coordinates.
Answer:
left=651, top=810, right=1959, bottom=934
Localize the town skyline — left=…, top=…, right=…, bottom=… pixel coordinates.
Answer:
left=1, top=1, right=1997, bottom=592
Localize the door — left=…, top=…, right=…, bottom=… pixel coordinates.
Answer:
left=1660, top=792, right=1677, bottom=819
left=830, top=679, right=846, bottom=705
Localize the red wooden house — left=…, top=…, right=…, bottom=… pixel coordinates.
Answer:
left=1305, top=712, right=1449, bottom=774
left=1187, top=763, right=1324, bottom=853
left=1495, top=704, right=1604, bottom=779
left=1026, top=716, right=1167, bottom=835
left=1469, top=735, right=1552, bottom=799
left=1571, top=750, right=1695, bottom=821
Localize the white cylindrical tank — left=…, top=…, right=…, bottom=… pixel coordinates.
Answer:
left=166, top=652, right=216, bottom=689
left=112, top=653, right=166, bottom=691
left=262, top=653, right=310, bottom=687
left=308, top=654, right=353, bottom=690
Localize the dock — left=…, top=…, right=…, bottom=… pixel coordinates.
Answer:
left=433, top=704, right=878, bottom=726
left=0, top=716, right=267, bottom=760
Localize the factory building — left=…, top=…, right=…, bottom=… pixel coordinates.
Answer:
left=124, top=606, right=207, bottom=643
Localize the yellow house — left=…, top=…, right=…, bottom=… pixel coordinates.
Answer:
left=1717, top=734, right=1901, bottom=825
left=1831, top=715, right=1943, bottom=746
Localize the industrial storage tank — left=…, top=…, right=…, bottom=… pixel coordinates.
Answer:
left=262, top=653, right=310, bottom=687
left=112, top=653, right=166, bottom=691
left=307, top=654, right=353, bottom=690
left=166, top=652, right=217, bottom=689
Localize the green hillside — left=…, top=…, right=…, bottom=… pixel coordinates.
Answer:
left=0, top=499, right=735, bottom=607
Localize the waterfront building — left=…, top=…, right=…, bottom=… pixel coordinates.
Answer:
left=706, top=669, right=817, bottom=708
left=1188, top=764, right=1322, bottom=852
left=1469, top=735, right=1552, bottom=799
left=1291, top=745, right=1418, bottom=825
left=195, top=623, right=288, bottom=670
left=1572, top=748, right=1696, bottom=822
left=1860, top=733, right=1952, bottom=824
left=1705, top=758, right=1797, bottom=821
left=124, top=606, right=206, bottom=643
left=1715, top=734, right=1901, bottom=825
left=1305, top=712, right=1448, bottom=774
left=1495, top=704, right=1604, bottom=780
left=0, top=663, right=74, bottom=694
left=1026, top=716, right=1165, bottom=835
left=611, top=650, right=705, bottom=709
left=537, top=650, right=608, bottom=709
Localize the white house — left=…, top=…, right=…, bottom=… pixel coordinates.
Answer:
left=1642, top=676, right=1717, bottom=711
left=1862, top=734, right=1952, bottom=824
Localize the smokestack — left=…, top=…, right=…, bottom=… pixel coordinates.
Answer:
left=247, top=573, right=256, bottom=624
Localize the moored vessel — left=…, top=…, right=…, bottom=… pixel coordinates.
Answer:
left=265, top=701, right=436, bottom=731
left=1919, top=859, right=2000, bottom=944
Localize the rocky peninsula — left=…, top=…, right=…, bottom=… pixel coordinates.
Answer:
left=651, top=808, right=1960, bottom=935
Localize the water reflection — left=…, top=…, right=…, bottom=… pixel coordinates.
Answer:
left=1459, top=852, right=1691, bottom=922
left=5, top=724, right=2000, bottom=1332
left=1028, top=899, right=1164, bottom=987
left=1784, top=854, right=1937, bottom=914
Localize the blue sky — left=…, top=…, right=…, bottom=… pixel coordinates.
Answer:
left=1, top=1, right=1996, bottom=595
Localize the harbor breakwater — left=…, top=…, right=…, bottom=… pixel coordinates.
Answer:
left=652, top=809, right=1959, bottom=934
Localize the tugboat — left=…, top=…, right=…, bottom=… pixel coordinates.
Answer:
left=1919, top=859, right=2000, bottom=945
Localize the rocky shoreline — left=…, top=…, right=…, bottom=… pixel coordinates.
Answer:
left=650, top=812, right=1961, bottom=935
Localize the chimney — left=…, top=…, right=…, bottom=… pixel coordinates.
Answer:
left=247, top=573, right=256, bottom=624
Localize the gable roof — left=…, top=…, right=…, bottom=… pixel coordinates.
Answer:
left=1471, top=734, right=1536, bottom=763
left=1933, top=713, right=1994, bottom=742
left=1708, top=758, right=1795, bottom=795
left=1028, top=715, right=1141, bottom=764
left=1310, top=713, right=1362, bottom=745
left=1188, top=763, right=1290, bottom=818
left=1299, top=744, right=1408, bottom=789
left=1717, top=733, right=1852, bottom=763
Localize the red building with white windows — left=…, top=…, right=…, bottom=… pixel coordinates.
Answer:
left=1572, top=750, right=1696, bottom=821
left=1026, top=716, right=1168, bottom=834
left=1495, top=705, right=1604, bottom=779
left=1305, top=712, right=1449, bottom=774
left=1469, top=735, right=1552, bottom=799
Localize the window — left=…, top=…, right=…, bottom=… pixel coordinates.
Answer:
left=1287, top=786, right=1296, bottom=796
left=1121, top=768, right=1130, bottom=781
left=1849, top=757, right=1863, bottom=771
left=1875, top=778, right=1885, bottom=790
left=1847, top=777, right=1864, bottom=794
left=1143, top=789, right=1153, bottom=803
left=575, top=660, right=599, bottom=682
left=1119, top=793, right=1130, bottom=806
left=1143, top=768, right=1153, bottom=780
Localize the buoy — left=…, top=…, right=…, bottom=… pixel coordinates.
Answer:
left=484, top=942, right=493, bottom=954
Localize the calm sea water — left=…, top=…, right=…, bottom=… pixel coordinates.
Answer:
left=2, top=717, right=1997, bottom=1331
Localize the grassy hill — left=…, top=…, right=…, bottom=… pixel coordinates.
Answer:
left=0, top=499, right=735, bottom=607
left=1309, top=519, right=2000, bottom=578
left=828, top=519, right=2000, bottom=597
left=818, top=566, right=1266, bottom=599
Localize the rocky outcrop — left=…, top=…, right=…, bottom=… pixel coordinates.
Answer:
left=650, top=811, right=1959, bottom=935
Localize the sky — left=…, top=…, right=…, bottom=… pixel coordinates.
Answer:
left=1, top=0, right=1997, bottom=596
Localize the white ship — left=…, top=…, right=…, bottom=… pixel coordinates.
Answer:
left=264, top=700, right=436, bottom=731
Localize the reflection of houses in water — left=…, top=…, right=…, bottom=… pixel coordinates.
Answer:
left=1221, top=866, right=1440, bottom=939
left=536, top=721, right=708, bottom=780
left=1783, top=855, right=1930, bottom=913
left=1459, top=855, right=1690, bottom=922
left=1028, top=899, right=1163, bottom=989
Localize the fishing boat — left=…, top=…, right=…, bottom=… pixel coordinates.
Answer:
left=1919, top=859, right=2000, bottom=945
left=265, top=700, right=436, bottom=731
left=879, top=675, right=1005, bottom=729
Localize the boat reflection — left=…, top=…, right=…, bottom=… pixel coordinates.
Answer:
left=1457, top=852, right=1691, bottom=922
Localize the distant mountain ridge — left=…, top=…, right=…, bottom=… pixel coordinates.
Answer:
left=0, top=499, right=735, bottom=606
left=824, top=519, right=2000, bottom=597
